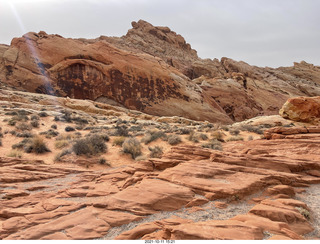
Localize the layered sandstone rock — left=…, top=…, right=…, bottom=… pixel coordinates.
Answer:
left=280, top=96, right=320, bottom=123
left=1, top=20, right=320, bottom=123
left=1, top=127, right=320, bottom=240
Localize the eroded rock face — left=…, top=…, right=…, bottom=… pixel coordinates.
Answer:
left=1, top=127, right=320, bottom=240
left=1, top=20, right=320, bottom=123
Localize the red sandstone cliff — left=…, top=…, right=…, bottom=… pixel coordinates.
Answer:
left=1, top=20, right=320, bottom=123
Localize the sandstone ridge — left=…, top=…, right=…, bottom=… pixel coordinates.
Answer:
left=1, top=20, right=320, bottom=123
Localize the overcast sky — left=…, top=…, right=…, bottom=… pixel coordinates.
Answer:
left=1, top=0, right=319, bottom=67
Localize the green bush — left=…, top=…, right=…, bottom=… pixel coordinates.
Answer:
left=122, top=137, right=142, bottom=159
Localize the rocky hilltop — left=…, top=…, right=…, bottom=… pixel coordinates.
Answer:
left=1, top=20, right=320, bottom=123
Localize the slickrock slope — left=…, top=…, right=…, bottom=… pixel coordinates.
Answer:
left=1, top=126, right=319, bottom=240
left=1, top=20, right=320, bottom=123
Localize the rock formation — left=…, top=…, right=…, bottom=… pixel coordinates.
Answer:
left=280, top=96, right=320, bottom=124
left=1, top=126, right=320, bottom=240
left=1, top=20, right=320, bottom=124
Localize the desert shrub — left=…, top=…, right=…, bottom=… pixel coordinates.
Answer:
left=62, top=110, right=72, bottom=122
left=55, top=140, right=69, bottom=149
left=177, top=127, right=192, bottom=135
left=54, top=148, right=72, bottom=162
left=0, top=139, right=2, bottom=147
left=201, top=139, right=223, bottom=151
left=7, top=149, right=22, bottom=158
left=122, top=137, right=142, bottom=159
left=56, top=133, right=78, bottom=141
left=296, top=207, right=310, bottom=220
left=10, top=130, right=17, bottom=136
left=31, top=115, right=40, bottom=121
left=12, top=138, right=31, bottom=149
left=5, top=111, right=18, bottom=116
left=16, top=131, right=34, bottom=138
left=211, top=131, right=224, bottom=141
left=226, top=136, right=244, bottom=142
left=128, top=125, right=143, bottom=132
left=230, top=129, right=240, bottom=136
left=24, top=136, right=51, bottom=154
left=220, top=125, right=229, bottom=131
left=30, top=120, right=39, bottom=128
left=148, top=146, right=163, bottom=158
left=0, top=132, right=3, bottom=138
left=188, top=131, right=199, bottom=143
left=54, top=116, right=60, bottom=121
left=167, top=134, right=182, bottom=145
left=40, top=129, right=59, bottom=138
left=16, top=122, right=32, bottom=131
left=142, top=130, right=166, bottom=145
left=113, top=136, right=126, bottom=146
left=73, top=116, right=89, bottom=124
left=38, top=111, right=48, bottom=117
left=248, top=135, right=254, bottom=141
left=115, top=125, right=129, bottom=137
left=98, top=158, right=111, bottom=166
left=239, top=124, right=263, bottom=135
left=72, top=134, right=107, bottom=156
left=65, top=126, right=75, bottom=132
left=8, top=119, right=17, bottom=126
left=199, top=133, right=208, bottom=140
left=51, top=124, right=57, bottom=129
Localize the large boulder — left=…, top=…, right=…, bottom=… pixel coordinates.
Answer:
left=280, top=96, right=320, bottom=123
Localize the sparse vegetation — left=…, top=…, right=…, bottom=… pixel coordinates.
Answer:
left=201, top=139, right=223, bottom=151
left=211, top=131, right=224, bottom=141
left=24, top=136, right=51, bottom=154
left=230, top=129, right=240, bottom=136
left=12, top=138, right=31, bottom=149
left=31, top=115, right=40, bottom=121
left=38, top=111, right=48, bottom=117
left=16, top=122, right=32, bottom=131
left=113, top=136, right=126, bottom=146
left=54, top=148, right=72, bottom=162
left=296, top=207, right=310, bottom=219
left=167, top=134, right=182, bottom=145
left=226, top=136, right=244, bottom=142
left=40, top=129, right=59, bottom=138
left=55, top=140, right=69, bottom=149
left=72, top=134, right=107, bottom=156
left=30, top=120, right=39, bottom=128
left=65, top=126, right=75, bottom=132
left=142, top=130, right=166, bottom=144
left=122, top=137, right=142, bottom=159
left=238, top=124, right=264, bottom=135
left=7, top=149, right=23, bottom=158
left=51, top=124, right=57, bottom=129
left=16, top=132, right=34, bottom=138
left=148, top=146, right=163, bottom=158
